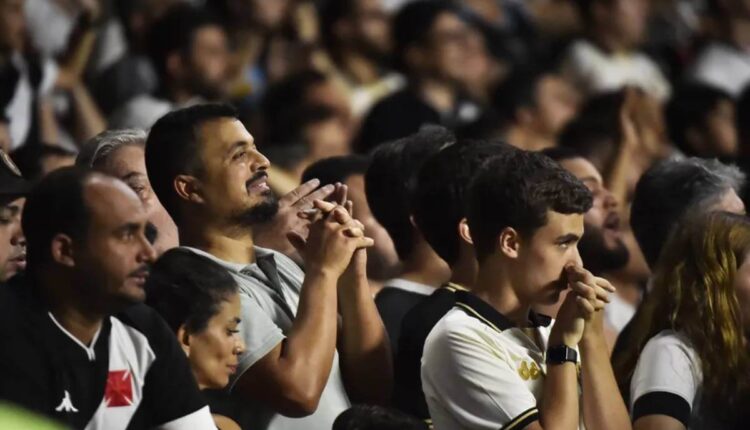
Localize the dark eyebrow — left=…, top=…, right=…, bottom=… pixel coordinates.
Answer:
left=116, top=222, right=141, bottom=235
left=555, top=233, right=580, bottom=244
left=121, top=171, right=145, bottom=182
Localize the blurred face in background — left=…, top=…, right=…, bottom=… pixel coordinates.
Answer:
left=185, top=25, right=230, bottom=100
left=248, top=0, right=292, bottom=31
left=603, top=0, right=649, bottom=48
left=304, top=115, right=352, bottom=163
left=0, top=0, right=25, bottom=52
left=350, top=0, right=392, bottom=61
left=698, top=99, right=738, bottom=157
left=419, top=12, right=490, bottom=89
left=528, top=76, right=579, bottom=138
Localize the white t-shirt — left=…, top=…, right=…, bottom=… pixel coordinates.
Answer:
left=422, top=291, right=584, bottom=430
left=689, top=42, right=750, bottom=96
left=630, top=330, right=724, bottom=429
left=561, top=39, right=671, bottom=101
left=4, top=53, right=58, bottom=150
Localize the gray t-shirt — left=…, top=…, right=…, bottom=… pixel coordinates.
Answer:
left=182, top=246, right=350, bottom=430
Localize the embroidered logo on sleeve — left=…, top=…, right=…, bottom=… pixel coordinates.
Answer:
left=105, top=370, right=134, bottom=407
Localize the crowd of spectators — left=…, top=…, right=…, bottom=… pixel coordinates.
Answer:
left=1, top=0, right=750, bottom=429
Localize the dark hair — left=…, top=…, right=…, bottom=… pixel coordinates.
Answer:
left=491, top=68, right=547, bottom=126
left=261, top=70, right=328, bottom=122
left=365, top=126, right=455, bottom=260
left=574, top=0, right=613, bottom=23
left=259, top=70, right=335, bottom=169
left=262, top=104, right=339, bottom=170
left=413, top=140, right=513, bottom=265
left=301, top=155, right=370, bottom=186
left=333, top=405, right=429, bottom=430
left=319, top=0, right=356, bottom=57
left=12, top=143, right=77, bottom=182
left=468, top=150, right=593, bottom=262
left=541, top=146, right=584, bottom=163
left=558, top=91, right=625, bottom=173
left=145, top=103, right=239, bottom=225
left=392, top=0, right=461, bottom=72
left=147, top=4, right=221, bottom=85
left=146, top=248, right=238, bottom=333
left=22, top=167, right=93, bottom=268
left=666, top=83, right=733, bottom=157
left=631, top=158, right=746, bottom=268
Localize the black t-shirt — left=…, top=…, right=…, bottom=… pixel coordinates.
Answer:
left=0, top=276, right=212, bottom=429
left=375, top=283, right=434, bottom=357
left=393, top=283, right=465, bottom=421
left=202, top=388, right=255, bottom=430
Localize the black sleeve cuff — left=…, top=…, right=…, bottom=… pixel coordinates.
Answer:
left=633, top=391, right=691, bottom=426
left=501, top=407, right=539, bottom=430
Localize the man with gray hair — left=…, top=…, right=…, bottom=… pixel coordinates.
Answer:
left=611, top=157, right=746, bottom=359
left=77, top=129, right=179, bottom=255
left=630, top=157, right=746, bottom=270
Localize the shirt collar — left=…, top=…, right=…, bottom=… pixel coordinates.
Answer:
left=180, top=245, right=276, bottom=273
left=383, top=278, right=436, bottom=296
left=454, top=290, right=552, bottom=333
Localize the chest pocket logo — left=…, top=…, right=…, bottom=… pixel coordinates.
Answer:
left=518, top=361, right=542, bottom=381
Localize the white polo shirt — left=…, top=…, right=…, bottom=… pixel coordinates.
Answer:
left=630, top=330, right=723, bottom=429
left=422, top=291, right=584, bottom=430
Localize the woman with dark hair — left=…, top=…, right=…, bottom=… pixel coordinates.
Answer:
left=146, top=248, right=245, bottom=430
left=613, top=212, right=750, bottom=430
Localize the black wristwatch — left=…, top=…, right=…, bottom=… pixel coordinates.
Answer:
left=546, top=345, right=578, bottom=365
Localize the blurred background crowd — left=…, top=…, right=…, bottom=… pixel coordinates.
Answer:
left=3, top=0, right=750, bottom=429
left=5, top=0, right=750, bottom=306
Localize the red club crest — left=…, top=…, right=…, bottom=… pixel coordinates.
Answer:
left=105, top=370, right=134, bottom=407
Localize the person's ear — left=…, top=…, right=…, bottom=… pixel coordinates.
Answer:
left=458, top=218, right=473, bottom=245
left=50, top=234, right=76, bottom=267
left=176, top=324, right=191, bottom=356
left=498, top=227, right=520, bottom=259
left=174, top=175, right=205, bottom=205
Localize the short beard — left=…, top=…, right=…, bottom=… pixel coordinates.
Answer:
left=579, top=224, right=630, bottom=275
left=231, top=192, right=280, bottom=226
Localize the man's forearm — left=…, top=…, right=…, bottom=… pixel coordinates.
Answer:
left=539, top=362, right=580, bottom=430
left=338, top=273, right=392, bottom=405
left=580, top=314, right=631, bottom=430
left=281, top=269, right=340, bottom=399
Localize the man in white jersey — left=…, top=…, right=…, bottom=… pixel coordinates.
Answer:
left=422, top=150, right=630, bottom=430
left=0, top=168, right=214, bottom=429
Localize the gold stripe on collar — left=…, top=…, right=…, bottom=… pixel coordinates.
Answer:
left=456, top=302, right=503, bottom=334
left=444, top=282, right=469, bottom=292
